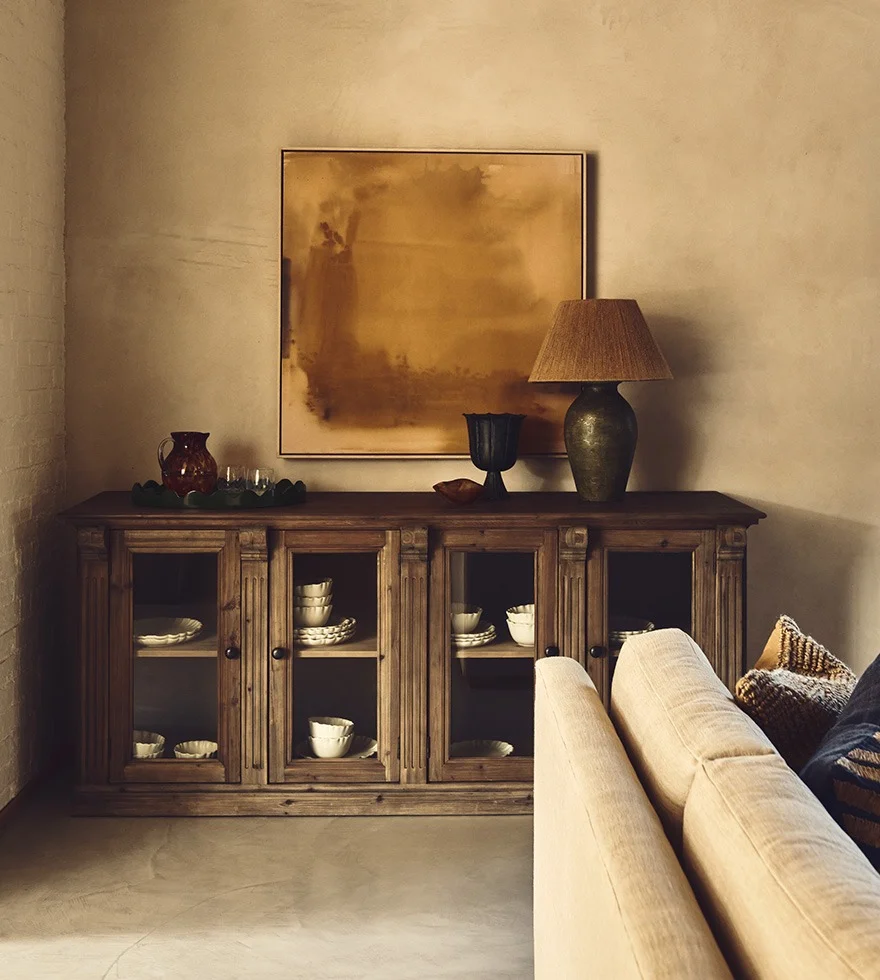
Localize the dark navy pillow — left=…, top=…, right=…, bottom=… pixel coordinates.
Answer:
left=801, top=654, right=880, bottom=870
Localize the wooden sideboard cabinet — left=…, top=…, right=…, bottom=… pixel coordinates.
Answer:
left=62, top=491, right=765, bottom=816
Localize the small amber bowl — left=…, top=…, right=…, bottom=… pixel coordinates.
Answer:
left=433, top=479, right=485, bottom=506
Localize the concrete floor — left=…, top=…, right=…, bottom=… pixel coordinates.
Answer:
left=0, top=790, right=533, bottom=979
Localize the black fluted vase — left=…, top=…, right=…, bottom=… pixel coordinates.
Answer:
left=463, top=413, right=525, bottom=501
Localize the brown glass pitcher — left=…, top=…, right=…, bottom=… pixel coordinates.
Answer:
left=157, top=432, right=218, bottom=495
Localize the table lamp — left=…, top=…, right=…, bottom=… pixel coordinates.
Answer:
left=528, top=299, right=672, bottom=502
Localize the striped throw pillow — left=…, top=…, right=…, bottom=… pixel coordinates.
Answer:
left=801, top=654, right=880, bottom=871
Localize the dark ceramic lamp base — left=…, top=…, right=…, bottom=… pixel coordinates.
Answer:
left=564, top=383, right=637, bottom=502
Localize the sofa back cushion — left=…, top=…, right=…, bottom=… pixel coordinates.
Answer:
left=610, top=628, right=776, bottom=847
left=684, top=753, right=880, bottom=980
left=534, top=657, right=732, bottom=980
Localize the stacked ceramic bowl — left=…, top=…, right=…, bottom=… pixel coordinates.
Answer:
left=451, top=604, right=495, bottom=648
left=309, top=716, right=353, bottom=758
left=133, top=730, right=165, bottom=759
left=506, top=603, right=535, bottom=647
left=294, top=578, right=333, bottom=628
left=609, top=616, right=655, bottom=650
left=173, top=740, right=218, bottom=759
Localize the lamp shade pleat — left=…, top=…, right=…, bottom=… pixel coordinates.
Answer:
left=528, top=299, right=672, bottom=383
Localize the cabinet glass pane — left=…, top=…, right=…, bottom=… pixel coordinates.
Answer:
left=607, top=551, right=692, bottom=656
left=131, top=553, right=219, bottom=761
left=291, top=553, right=379, bottom=760
left=448, top=551, right=534, bottom=758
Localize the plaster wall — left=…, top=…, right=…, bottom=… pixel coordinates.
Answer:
left=65, top=1, right=880, bottom=671
left=0, top=0, right=66, bottom=809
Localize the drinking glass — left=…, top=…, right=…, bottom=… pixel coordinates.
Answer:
left=219, top=464, right=246, bottom=492
left=247, top=467, right=275, bottom=494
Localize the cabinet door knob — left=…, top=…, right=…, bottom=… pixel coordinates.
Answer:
left=271, top=647, right=287, bottom=660
left=544, top=645, right=560, bottom=657
left=589, top=645, right=607, bottom=659
left=224, top=646, right=240, bottom=660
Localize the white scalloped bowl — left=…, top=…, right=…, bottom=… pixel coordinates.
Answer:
left=507, top=620, right=535, bottom=646
left=309, top=734, right=353, bottom=758
left=506, top=604, right=535, bottom=624
left=293, top=579, right=333, bottom=597
left=173, top=740, right=218, bottom=759
left=309, top=716, right=354, bottom=738
left=451, top=604, right=482, bottom=634
left=294, top=595, right=333, bottom=607
left=133, top=730, right=165, bottom=759
left=294, top=604, right=332, bottom=627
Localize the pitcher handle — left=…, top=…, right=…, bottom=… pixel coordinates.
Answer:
left=157, top=437, right=173, bottom=473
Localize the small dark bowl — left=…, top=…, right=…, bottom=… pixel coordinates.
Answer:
left=433, top=479, right=485, bottom=506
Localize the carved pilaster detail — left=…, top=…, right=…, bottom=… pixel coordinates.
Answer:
left=557, top=527, right=588, bottom=664
left=715, top=525, right=747, bottom=693
left=400, top=526, right=428, bottom=562
left=399, top=526, right=428, bottom=785
left=240, top=529, right=268, bottom=783
left=239, top=528, right=268, bottom=561
left=559, top=526, right=588, bottom=562
left=77, top=526, right=108, bottom=560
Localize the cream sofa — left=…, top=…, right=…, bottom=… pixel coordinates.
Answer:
left=534, top=629, right=880, bottom=980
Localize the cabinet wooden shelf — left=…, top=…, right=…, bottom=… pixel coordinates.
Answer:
left=63, top=490, right=765, bottom=816
left=454, top=644, right=534, bottom=659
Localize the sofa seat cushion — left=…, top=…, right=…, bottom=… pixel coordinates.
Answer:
left=534, top=657, right=732, bottom=979
left=801, top=653, right=880, bottom=870
left=684, top=753, right=880, bottom=980
left=610, top=628, right=776, bottom=846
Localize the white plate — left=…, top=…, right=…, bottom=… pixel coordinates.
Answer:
left=296, top=630, right=356, bottom=647
left=293, top=616, right=356, bottom=636
left=295, top=735, right=378, bottom=759
left=454, top=635, right=497, bottom=649
left=450, top=739, right=514, bottom=759
left=453, top=622, right=496, bottom=642
left=134, top=617, right=203, bottom=647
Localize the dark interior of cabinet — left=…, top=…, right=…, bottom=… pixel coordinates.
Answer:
left=607, top=549, right=692, bottom=637
left=133, top=659, right=218, bottom=751
left=450, top=659, right=534, bottom=756
left=131, top=553, right=219, bottom=758
left=453, top=551, right=534, bottom=629
left=448, top=550, right=535, bottom=756
left=291, top=551, right=378, bottom=636
left=133, top=552, right=218, bottom=610
left=291, top=658, right=378, bottom=750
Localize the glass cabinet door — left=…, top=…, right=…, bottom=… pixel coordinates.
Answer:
left=108, top=530, right=241, bottom=783
left=429, top=528, right=555, bottom=783
left=268, top=529, right=398, bottom=784
left=586, top=529, right=714, bottom=700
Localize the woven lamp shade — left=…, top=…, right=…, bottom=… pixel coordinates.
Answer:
left=528, top=299, right=672, bottom=383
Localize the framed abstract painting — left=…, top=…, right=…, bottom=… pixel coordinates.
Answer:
left=279, top=148, right=585, bottom=457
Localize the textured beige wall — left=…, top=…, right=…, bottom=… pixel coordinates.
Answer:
left=0, top=0, right=66, bottom=809
left=65, top=1, right=880, bottom=671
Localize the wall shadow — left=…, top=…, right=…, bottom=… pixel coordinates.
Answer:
left=744, top=499, right=878, bottom=673
left=627, top=314, right=714, bottom=490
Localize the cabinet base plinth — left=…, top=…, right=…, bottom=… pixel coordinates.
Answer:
left=73, top=785, right=534, bottom=817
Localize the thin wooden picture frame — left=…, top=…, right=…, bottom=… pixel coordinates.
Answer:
left=279, top=148, right=586, bottom=458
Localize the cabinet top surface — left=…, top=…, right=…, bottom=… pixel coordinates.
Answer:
left=61, top=490, right=766, bottom=528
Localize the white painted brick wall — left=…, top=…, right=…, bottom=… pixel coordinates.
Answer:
left=0, top=0, right=65, bottom=811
